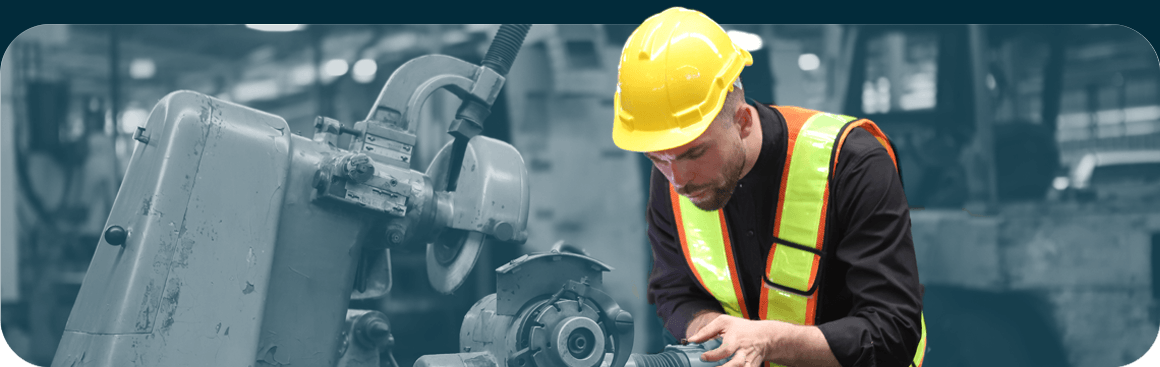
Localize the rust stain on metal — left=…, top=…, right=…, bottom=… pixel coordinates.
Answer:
left=175, top=238, right=195, bottom=268
left=141, top=197, right=152, bottom=216
left=159, top=278, right=182, bottom=334
left=135, top=280, right=157, bottom=331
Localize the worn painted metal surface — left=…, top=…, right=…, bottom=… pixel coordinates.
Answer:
left=52, top=74, right=535, bottom=367
left=49, top=91, right=394, bottom=366
left=53, top=91, right=298, bottom=366
left=52, top=25, right=536, bottom=367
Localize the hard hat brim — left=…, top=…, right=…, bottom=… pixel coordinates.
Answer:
left=612, top=114, right=713, bottom=153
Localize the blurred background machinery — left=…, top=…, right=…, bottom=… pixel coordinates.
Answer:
left=2, top=23, right=1159, bottom=367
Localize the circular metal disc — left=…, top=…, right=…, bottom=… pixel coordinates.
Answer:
left=427, top=229, right=485, bottom=294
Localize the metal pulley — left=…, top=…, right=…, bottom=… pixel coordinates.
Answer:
left=415, top=247, right=635, bottom=367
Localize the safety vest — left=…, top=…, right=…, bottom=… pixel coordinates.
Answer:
left=670, top=106, right=926, bottom=367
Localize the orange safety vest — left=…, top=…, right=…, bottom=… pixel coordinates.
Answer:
left=670, top=106, right=926, bottom=367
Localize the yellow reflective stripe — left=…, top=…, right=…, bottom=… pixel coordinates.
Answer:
left=765, top=113, right=852, bottom=324
left=914, top=313, right=927, bottom=367
left=674, top=192, right=744, bottom=318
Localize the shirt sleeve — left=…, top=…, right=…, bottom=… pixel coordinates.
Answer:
left=816, top=128, right=925, bottom=367
left=645, top=167, right=726, bottom=340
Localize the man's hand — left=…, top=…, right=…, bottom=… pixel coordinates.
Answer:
left=687, top=315, right=779, bottom=367
left=687, top=315, right=842, bottom=367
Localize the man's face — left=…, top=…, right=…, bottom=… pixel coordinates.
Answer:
left=645, top=106, right=747, bottom=211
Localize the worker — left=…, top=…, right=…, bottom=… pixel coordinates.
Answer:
left=612, top=8, right=926, bottom=367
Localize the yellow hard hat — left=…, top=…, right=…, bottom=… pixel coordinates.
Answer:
left=612, top=7, right=753, bottom=152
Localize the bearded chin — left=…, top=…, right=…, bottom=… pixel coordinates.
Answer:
left=691, top=186, right=735, bottom=211
left=691, top=160, right=746, bottom=211
left=689, top=138, right=748, bottom=211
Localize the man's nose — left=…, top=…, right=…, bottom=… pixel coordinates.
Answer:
left=665, top=162, right=695, bottom=189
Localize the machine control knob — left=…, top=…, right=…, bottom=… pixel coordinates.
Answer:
left=104, top=225, right=127, bottom=246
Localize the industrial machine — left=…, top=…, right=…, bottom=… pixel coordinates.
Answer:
left=416, top=243, right=729, bottom=367
left=48, top=23, right=727, bottom=367
left=50, top=24, right=535, bottom=367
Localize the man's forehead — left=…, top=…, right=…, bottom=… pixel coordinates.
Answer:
left=644, top=113, right=726, bottom=159
left=645, top=138, right=705, bottom=160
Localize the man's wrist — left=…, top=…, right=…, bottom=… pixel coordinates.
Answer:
left=685, top=310, right=723, bottom=339
left=766, top=323, right=840, bottom=367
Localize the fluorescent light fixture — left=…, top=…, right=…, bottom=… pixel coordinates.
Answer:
left=352, top=59, right=377, bottom=83
left=246, top=24, right=306, bottom=32
left=797, top=53, right=820, bottom=71
left=324, top=59, right=349, bottom=77
left=726, top=30, right=763, bottom=51
left=129, top=58, right=155, bottom=79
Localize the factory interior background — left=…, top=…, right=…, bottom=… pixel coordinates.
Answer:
left=2, top=24, right=1159, bottom=367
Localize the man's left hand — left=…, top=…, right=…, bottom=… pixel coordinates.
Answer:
left=686, top=315, right=841, bottom=367
left=686, top=315, right=786, bottom=367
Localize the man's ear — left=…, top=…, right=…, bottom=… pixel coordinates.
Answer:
left=733, top=104, right=756, bottom=139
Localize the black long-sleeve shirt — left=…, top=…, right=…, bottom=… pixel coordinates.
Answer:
left=646, top=102, right=924, bottom=367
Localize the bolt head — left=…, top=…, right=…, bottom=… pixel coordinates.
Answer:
left=387, top=230, right=405, bottom=245
left=344, top=154, right=375, bottom=183
left=104, top=226, right=128, bottom=246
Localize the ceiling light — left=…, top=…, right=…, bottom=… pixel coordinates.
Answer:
left=324, top=59, right=349, bottom=77
left=246, top=24, right=306, bottom=32
left=129, top=58, right=155, bottom=79
left=797, top=53, right=820, bottom=71
left=352, top=59, right=377, bottom=83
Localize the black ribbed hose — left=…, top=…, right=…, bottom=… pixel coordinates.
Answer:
left=482, top=24, right=531, bottom=76
left=630, top=352, right=689, bottom=367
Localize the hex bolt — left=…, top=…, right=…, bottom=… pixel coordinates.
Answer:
left=104, top=225, right=128, bottom=246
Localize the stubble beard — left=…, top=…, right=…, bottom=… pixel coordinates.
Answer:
left=689, top=143, right=747, bottom=212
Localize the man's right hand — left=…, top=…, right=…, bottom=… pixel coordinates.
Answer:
left=685, top=310, right=725, bottom=340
